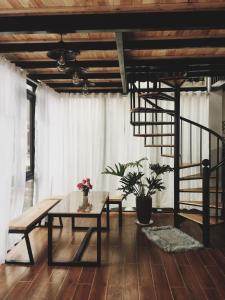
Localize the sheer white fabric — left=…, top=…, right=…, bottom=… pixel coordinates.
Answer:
left=0, top=57, right=27, bottom=263
left=34, top=87, right=209, bottom=211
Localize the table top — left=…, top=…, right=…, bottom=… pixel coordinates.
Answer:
left=48, top=191, right=109, bottom=216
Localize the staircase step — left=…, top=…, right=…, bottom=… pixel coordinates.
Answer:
left=161, top=154, right=175, bottom=158
left=180, top=173, right=216, bottom=180
left=162, top=79, right=186, bottom=88
left=178, top=213, right=224, bottom=225
left=134, top=133, right=175, bottom=137
left=179, top=162, right=201, bottom=169
left=180, top=187, right=223, bottom=193
left=145, top=144, right=174, bottom=148
left=131, top=121, right=175, bottom=126
left=180, top=173, right=203, bottom=180
left=179, top=200, right=222, bottom=209
left=131, top=108, right=174, bottom=114
left=140, top=92, right=175, bottom=101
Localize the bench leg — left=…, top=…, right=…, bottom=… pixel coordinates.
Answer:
left=25, top=233, right=34, bottom=264
left=5, top=232, right=34, bottom=265
left=118, top=202, right=122, bottom=227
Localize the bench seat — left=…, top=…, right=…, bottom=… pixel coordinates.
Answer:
left=6, top=198, right=62, bottom=265
left=9, top=198, right=61, bottom=232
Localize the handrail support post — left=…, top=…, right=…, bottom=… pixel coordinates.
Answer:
left=202, top=159, right=210, bottom=247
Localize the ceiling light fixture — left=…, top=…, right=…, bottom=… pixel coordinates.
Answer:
left=47, top=34, right=80, bottom=73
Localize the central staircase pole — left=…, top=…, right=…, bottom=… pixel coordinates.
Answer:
left=174, top=85, right=180, bottom=227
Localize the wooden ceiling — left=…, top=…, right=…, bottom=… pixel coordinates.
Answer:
left=0, top=1, right=225, bottom=94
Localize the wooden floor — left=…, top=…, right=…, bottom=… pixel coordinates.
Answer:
left=1, top=213, right=225, bottom=300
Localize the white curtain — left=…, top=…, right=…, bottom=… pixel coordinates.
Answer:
left=34, top=87, right=209, bottom=210
left=0, top=57, right=27, bottom=264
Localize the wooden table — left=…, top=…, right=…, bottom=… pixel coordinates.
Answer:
left=47, top=191, right=109, bottom=267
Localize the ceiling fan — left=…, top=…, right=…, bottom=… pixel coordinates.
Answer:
left=75, top=78, right=96, bottom=95
left=64, top=62, right=88, bottom=85
left=47, top=34, right=80, bottom=72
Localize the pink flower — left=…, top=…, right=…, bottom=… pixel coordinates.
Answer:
left=82, top=179, right=86, bottom=184
left=89, top=184, right=93, bottom=189
left=77, top=183, right=83, bottom=190
left=86, top=178, right=90, bottom=182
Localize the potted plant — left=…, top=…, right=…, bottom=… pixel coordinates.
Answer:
left=102, top=158, right=173, bottom=225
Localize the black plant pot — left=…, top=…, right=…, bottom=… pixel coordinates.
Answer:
left=136, top=195, right=152, bottom=225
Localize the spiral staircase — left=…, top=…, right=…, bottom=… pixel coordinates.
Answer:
left=130, top=80, right=225, bottom=246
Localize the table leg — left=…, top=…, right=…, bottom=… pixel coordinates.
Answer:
left=97, top=215, right=101, bottom=266
left=106, top=202, right=110, bottom=230
left=72, top=216, right=75, bottom=229
left=48, top=215, right=53, bottom=266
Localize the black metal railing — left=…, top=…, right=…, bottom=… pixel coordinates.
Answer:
left=130, top=81, right=225, bottom=241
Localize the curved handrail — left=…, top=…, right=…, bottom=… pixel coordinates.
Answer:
left=143, top=96, right=224, bottom=142
left=210, top=158, right=225, bottom=173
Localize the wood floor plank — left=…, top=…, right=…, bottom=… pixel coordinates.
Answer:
left=171, top=287, right=191, bottom=300
left=174, top=253, right=190, bottom=266
left=78, top=267, right=96, bottom=284
left=55, top=267, right=82, bottom=300
left=107, top=263, right=123, bottom=288
left=4, top=281, right=30, bottom=300
left=204, top=288, right=224, bottom=300
left=137, top=247, right=156, bottom=300
left=123, top=263, right=139, bottom=300
left=0, top=265, right=28, bottom=299
left=106, top=286, right=123, bottom=300
left=206, top=266, right=225, bottom=298
left=161, top=252, right=184, bottom=288
left=210, top=249, right=225, bottom=276
left=89, top=266, right=109, bottom=300
left=179, top=265, right=207, bottom=300
left=185, top=252, right=216, bottom=289
left=197, top=249, right=217, bottom=266
left=151, top=264, right=173, bottom=300
left=148, top=246, right=163, bottom=265
left=73, top=284, right=91, bottom=300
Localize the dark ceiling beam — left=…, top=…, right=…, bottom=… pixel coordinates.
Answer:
left=30, top=73, right=120, bottom=80
left=14, top=57, right=225, bottom=70
left=56, top=89, right=123, bottom=94
left=125, top=38, right=225, bottom=50
left=126, top=57, right=225, bottom=67
left=3, top=38, right=225, bottom=53
left=133, top=87, right=207, bottom=92
left=116, top=32, right=127, bottom=94
left=56, top=87, right=206, bottom=94
left=126, top=65, right=225, bottom=74
left=0, top=11, right=225, bottom=33
left=15, top=60, right=119, bottom=69
left=49, top=82, right=122, bottom=88
left=128, top=70, right=225, bottom=81
left=0, top=41, right=116, bottom=53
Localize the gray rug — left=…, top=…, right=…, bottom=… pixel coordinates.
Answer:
left=142, top=225, right=203, bottom=253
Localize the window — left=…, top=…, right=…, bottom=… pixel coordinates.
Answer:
left=23, top=83, right=36, bottom=211
left=26, top=89, right=35, bottom=180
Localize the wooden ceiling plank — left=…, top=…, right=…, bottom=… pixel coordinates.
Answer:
left=116, top=32, right=127, bottom=94
left=0, top=2, right=225, bottom=16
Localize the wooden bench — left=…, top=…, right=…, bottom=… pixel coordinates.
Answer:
left=6, top=198, right=62, bottom=265
left=107, top=195, right=123, bottom=227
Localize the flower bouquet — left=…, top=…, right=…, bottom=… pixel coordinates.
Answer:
left=77, top=178, right=93, bottom=196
